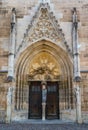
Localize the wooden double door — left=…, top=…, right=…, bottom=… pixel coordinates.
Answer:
left=28, top=81, right=59, bottom=119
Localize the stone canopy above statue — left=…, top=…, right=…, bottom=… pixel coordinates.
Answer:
left=27, top=52, right=61, bottom=81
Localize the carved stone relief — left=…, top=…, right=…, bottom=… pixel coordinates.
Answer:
left=27, top=52, right=61, bottom=80
left=16, top=3, right=72, bottom=57
left=28, top=8, right=60, bottom=43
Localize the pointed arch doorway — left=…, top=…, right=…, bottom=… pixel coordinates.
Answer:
left=27, top=52, right=61, bottom=119
left=15, top=41, right=73, bottom=120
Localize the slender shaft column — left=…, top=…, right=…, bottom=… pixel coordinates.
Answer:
left=41, top=81, right=47, bottom=121
left=72, top=8, right=81, bottom=81
left=6, top=87, right=12, bottom=123
left=7, top=8, right=16, bottom=81
left=42, top=103, right=46, bottom=120
left=72, top=8, right=82, bottom=124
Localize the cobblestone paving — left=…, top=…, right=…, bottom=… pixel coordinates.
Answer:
left=0, top=123, right=88, bottom=130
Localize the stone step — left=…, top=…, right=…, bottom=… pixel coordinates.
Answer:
left=13, top=119, right=74, bottom=125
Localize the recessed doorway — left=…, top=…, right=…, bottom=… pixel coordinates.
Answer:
left=28, top=81, right=59, bottom=120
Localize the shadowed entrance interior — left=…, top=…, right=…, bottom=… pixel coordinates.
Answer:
left=28, top=81, right=59, bottom=119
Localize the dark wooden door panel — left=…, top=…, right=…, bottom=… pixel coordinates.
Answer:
left=28, top=81, right=42, bottom=119
left=46, top=82, right=59, bottom=119
left=28, top=81, right=60, bottom=119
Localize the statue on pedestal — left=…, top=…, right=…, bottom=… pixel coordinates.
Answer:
left=7, top=87, right=12, bottom=105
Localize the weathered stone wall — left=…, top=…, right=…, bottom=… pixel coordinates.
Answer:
left=81, top=73, right=88, bottom=111
left=81, top=73, right=88, bottom=122
left=0, top=73, right=8, bottom=122
left=1, top=0, right=88, bottom=68
left=0, top=0, right=88, bottom=122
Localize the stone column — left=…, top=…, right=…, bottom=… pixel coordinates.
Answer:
left=72, top=8, right=82, bottom=124
left=72, top=8, right=81, bottom=81
left=42, top=103, right=46, bottom=120
left=6, top=87, right=12, bottom=123
left=7, top=8, right=16, bottom=81
left=41, top=81, right=47, bottom=121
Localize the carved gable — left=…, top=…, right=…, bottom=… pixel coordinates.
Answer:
left=16, top=3, right=72, bottom=56
left=29, top=7, right=60, bottom=42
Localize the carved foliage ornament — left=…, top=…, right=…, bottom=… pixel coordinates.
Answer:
left=16, top=3, right=72, bottom=56
left=28, top=8, right=60, bottom=43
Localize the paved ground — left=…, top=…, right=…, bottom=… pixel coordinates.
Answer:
left=0, top=123, right=88, bottom=130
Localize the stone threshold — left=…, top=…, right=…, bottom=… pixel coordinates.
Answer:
left=13, top=119, right=75, bottom=124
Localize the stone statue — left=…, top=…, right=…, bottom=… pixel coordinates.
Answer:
left=74, top=86, right=80, bottom=95
left=7, top=87, right=12, bottom=106
left=42, top=88, right=47, bottom=102
left=74, top=85, right=82, bottom=123
left=74, top=86, right=79, bottom=102
left=6, top=87, right=13, bottom=123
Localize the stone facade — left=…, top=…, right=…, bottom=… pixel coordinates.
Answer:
left=0, top=0, right=88, bottom=123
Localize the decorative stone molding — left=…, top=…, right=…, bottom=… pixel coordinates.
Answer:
left=28, top=8, right=59, bottom=43
left=16, top=3, right=72, bottom=57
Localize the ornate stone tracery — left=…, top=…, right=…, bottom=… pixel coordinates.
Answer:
left=28, top=8, right=59, bottom=43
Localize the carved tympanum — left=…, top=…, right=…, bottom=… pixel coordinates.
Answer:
left=27, top=52, right=61, bottom=80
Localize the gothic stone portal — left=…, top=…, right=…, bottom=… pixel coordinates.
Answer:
left=15, top=51, right=73, bottom=120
